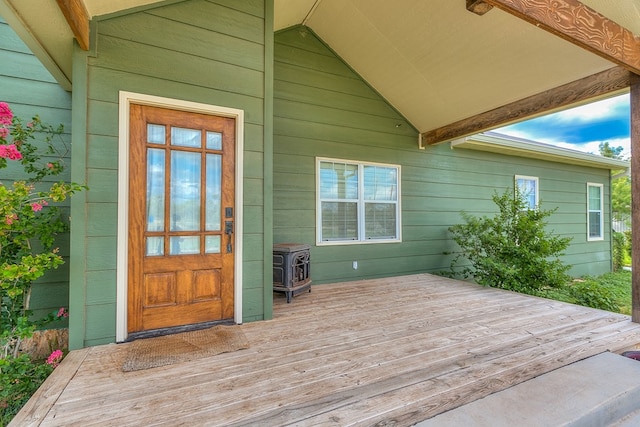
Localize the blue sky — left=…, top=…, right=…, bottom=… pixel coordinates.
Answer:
left=495, top=93, right=631, bottom=158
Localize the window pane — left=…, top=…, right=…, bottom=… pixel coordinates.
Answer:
left=146, top=148, right=165, bottom=232
left=170, top=151, right=200, bottom=231
left=205, top=235, right=221, bottom=254
left=365, top=203, right=397, bottom=239
left=588, top=186, right=601, bottom=209
left=146, top=237, right=164, bottom=256
left=589, top=212, right=602, bottom=238
left=321, top=201, right=358, bottom=240
left=206, top=154, right=222, bottom=231
left=364, top=166, right=397, bottom=201
left=171, top=127, right=201, bottom=148
left=170, top=236, right=200, bottom=255
left=147, top=124, right=165, bottom=145
left=516, top=178, right=537, bottom=209
left=319, top=162, right=358, bottom=199
left=206, top=131, right=222, bottom=150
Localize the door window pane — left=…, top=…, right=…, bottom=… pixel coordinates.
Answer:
left=170, top=151, right=200, bottom=232
left=205, top=235, right=221, bottom=253
left=206, top=154, right=222, bottom=231
left=171, top=127, right=201, bottom=148
left=146, top=237, right=164, bottom=256
left=147, top=124, right=165, bottom=145
left=206, top=131, right=222, bottom=150
left=146, top=148, right=165, bottom=232
left=170, top=236, right=200, bottom=255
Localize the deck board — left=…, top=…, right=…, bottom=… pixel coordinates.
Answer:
left=11, top=273, right=640, bottom=426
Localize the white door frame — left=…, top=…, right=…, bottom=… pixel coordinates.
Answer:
left=116, top=91, right=244, bottom=342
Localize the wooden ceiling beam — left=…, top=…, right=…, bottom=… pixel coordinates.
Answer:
left=422, top=66, right=631, bottom=145
left=55, top=0, right=90, bottom=51
left=483, top=0, right=640, bottom=76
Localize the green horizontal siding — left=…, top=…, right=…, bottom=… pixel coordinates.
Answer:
left=0, top=18, right=72, bottom=325
left=273, top=26, right=613, bottom=288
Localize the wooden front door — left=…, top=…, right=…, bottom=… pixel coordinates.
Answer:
left=128, top=104, right=235, bottom=334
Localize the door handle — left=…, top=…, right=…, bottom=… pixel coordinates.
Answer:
left=225, top=221, right=233, bottom=253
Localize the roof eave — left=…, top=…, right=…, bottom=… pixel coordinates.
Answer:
left=451, top=132, right=630, bottom=171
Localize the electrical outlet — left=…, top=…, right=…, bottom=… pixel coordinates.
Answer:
left=352, top=261, right=358, bottom=270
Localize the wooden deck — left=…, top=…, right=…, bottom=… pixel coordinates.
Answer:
left=12, top=274, right=640, bottom=426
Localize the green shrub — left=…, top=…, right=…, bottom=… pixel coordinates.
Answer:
left=447, top=189, right=572, bottom=295
left=567, top=278, right=619, bottom=312
left=612, top=231, right=626, bottom=272
left=0, top=355, right=53, bottom=425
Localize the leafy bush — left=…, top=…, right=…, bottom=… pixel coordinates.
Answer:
left=0, top=354, right=53, bottom=425
left=0, top=102, right=84, bottom=424
left=612, top=231, right=626, bottom=272
left=567, top=278, right=619, bottom=312
left=447, top=189, right=572, bottom=295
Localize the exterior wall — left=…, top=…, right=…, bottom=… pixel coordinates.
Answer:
left=273, top=26, right=612, bottom=286
left=0, top=17, right=72, bottom=321
left=69, top=0, right=273, bottom=348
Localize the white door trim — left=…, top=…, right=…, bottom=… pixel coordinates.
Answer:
left=116, top=91, right=244, bottom=342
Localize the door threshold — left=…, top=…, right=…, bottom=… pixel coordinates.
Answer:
left=124, top=319, right=235, bottom=342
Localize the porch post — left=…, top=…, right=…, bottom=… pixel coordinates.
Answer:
left=632, top=77, right=640, bottom=322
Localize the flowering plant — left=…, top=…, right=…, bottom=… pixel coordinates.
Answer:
left=0, top=102, right=85, bottom=358
left=0, top=102, right=84, bottom=422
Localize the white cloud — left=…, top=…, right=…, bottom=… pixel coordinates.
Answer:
left=542, top=93, right=629, bottom=124
left=552, top=137, right=630, bottom=158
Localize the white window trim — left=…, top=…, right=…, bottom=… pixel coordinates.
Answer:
left=587, top=182, right=604, bottom=242
left=515, top=175, right=539, bottom=210
left=316, top=157, right=401, bottom=246
left=116, top=91, right=245, bottom=342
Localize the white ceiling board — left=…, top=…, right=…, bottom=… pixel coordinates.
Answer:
left=83, top=0, right=164, bottom=17
left=307, top=0, right=614, bottom=132
left=1, top=0, right=74, bottom=87
left=274, top=0, right=318, bottom=31
left=1, top=0, right=633, bottom=130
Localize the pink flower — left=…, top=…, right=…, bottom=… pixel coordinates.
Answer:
left=31, top=202, right=43, bottom=212
left=47, top=162, right=54, bottom=169
left=27, top=121, right=33, bottom=128
left=0, top=127, right=7, bottom=140
left=5, top=213, right=17, bottom=225
left=46, top=349, right=64, bottom=368
left=0, top=144, right=21, bottom=160
left=0, top=102, right=12, bottom=126
left=57, top=307, right=69, bottom=318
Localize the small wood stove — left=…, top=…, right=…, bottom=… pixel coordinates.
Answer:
left=273, top=243, right=311, bottom=303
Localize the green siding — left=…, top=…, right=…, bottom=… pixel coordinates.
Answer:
left=71, top=0, right=272, bottom=347
left=273, top=26, right=613, bottom=287
left=0, top=18, right=72, bottom=324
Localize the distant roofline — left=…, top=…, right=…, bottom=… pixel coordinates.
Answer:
left=451, top=131, right=629, bottom=171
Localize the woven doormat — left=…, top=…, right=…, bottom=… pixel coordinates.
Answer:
left=122, top=325, right=249, bottom=372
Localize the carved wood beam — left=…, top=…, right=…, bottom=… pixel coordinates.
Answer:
left=55, top=0, right=90, bottom=51
left=422, top=66, right=631, bottom=145
left=483, top=0, right=640, bottom=76
left=466, top=0, right=493, bottom=15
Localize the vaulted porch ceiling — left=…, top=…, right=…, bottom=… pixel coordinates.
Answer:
left=0, top=0, right=638, bottom=141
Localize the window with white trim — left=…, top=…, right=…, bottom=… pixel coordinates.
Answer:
left=587, top=182, right=604, bottom=241
left=515, top=175, right=539, bottom=210
left=317, top=158, right=400, bottom=244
